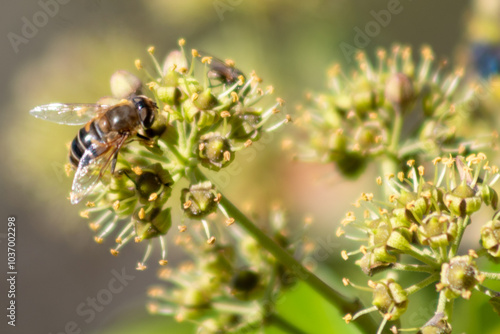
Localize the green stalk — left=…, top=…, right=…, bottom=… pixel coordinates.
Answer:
left=480, top=271, right=500, bottom=280
left=191, top=166, right=380, bottom=334
left=448, top=216, right=469, bottom=258
left=391, top=263, right=435, bottom=273
left=267, top=314, right=308, bottom=334
left=436, top=290, right=453, bottom=321
left=380, top=109, right=403, bottom=197
left=405, top=273, right=439, bottom=295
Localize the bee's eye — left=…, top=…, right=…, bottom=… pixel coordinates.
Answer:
left=139, top=106, right=155, bottom=129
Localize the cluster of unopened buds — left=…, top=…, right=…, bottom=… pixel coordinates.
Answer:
left=338, top=154, right=500, bottom=333
left=74, top=40, right=290, bottom=270
left=295, top=44, right=497, bottom=177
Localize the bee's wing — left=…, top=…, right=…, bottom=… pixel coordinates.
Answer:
left=70, top=135, right=129, bottom=204
left=29, top=103, right=107, bottom=125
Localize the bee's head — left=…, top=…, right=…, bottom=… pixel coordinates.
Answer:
left=132, top=95, right=157, bottom=129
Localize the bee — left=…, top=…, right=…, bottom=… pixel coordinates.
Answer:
left=30, top=95, right=157, bottom=204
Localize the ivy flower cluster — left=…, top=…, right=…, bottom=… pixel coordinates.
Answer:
left=338, top=154, right=500, bottom=333
left=147, top=207, right=311, bottom=333
left=74, top=40, right=289, bottom=269
left=296, top=45, right=495, bottom=178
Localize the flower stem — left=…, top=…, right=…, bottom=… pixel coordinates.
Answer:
left=267, top=313, right=308, bottom=334
left=391, top=263, right=436, bottom=273
left=406, top=245, right=440, bottom=268
left=381, top=109, right=403, bottom=197
left=405, top=273, right=439, bottom=295
left=448, top=216, right=470, bottom=259
left=436, top=290, right=454, bottom=321
left=475, top=284, right=500, bottom=297
left=480, top=271, right=500, bottom=280
left=191, top=166, right=380, bottom=334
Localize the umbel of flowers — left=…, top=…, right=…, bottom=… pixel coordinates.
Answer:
left=147, top=207, right=311, bottom=333
left=74, top=40, right=289, bottom=269
left=296, top=45, right=496, bottom=178
left=338, top=154, right=500, bottom=333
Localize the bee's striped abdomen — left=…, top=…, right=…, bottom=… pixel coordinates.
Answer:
left=69, top=121, right=105, bottom=167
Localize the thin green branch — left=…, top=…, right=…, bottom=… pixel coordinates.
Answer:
left=475, top=284, right=500, bottom=298
left=405, top=245, right=440, bottom=268
left=448, top=216, right=469, bottom=258
left=405, top=273, right=439, bottom=295
left=391, top=263, right=436, bottom=273
left=267, top=314, right=308, bottom=334
left=436, top=290, right=453, bottom=321
left=480, top=271, right=500, bottom=280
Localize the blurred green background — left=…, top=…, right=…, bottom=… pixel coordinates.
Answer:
left=2, top=0, right=500, bottom=333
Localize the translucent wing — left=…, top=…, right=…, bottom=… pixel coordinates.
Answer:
left=70, top=144, right=113, bottom=204
left=70, top=135, right=129, bottom=204
left=29, top=103, right=107, bottom=125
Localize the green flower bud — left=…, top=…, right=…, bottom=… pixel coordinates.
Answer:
left=355, top=125, right=379, bottom=149
left=439, top=255, right=481, bottom=300
left=197, top=109, right=218, bottom=128
left=444, top=183, right=482, bottom=216
left=351, top=81, right=376, bottom=116
left=156, top=86, right=181, bottom=105
left=422, top=183, right=447, bottom=211
left=335, top=151, right=367, bottom=178
left=356, top=249, right=396, bottom=275
left=230, top=269, right=262, bottom=300
left=134, top=207, right=172, bottom=240
left=384, top=73, right=415, bottom=112
left=418, top=313, right=452, bottom=334
left=386, top=230, right=412, bottom=251
left=326, top=131, right=348, bottom=162
left=240, top=237, right=264, bottom=264
left=372, top=279, right=408, bottom=320
left=106, top=174, right=136, bottom=213
left=417, top=214, right=457, bottom=248
left=194, top=89, right=218, bottom=110
left=183, top=99, right=199, bottom=123
left=398, top=190, right=429, bottom=222
left=421, top=86, right=439, bottom=117
left=229, top=111, right=262, bottom=142
left=478, top=184, right=499, bottom=209
left=181, top=182, right=218, bottom=219
left=164, top=69, right=181, bottom=87
left=174, top=287, right=210, bottom=321
left=197, top=133, right=233, bottom=171
left=110, top=70, right=142, bottom=99
left=135, top=164, right=173, bottom=204
left=201, top=246, right=234, bottom=283
left=480, top=219, right=500, bottom=257
left=332, top=93, right=351, bottom=113
left=368, top=219, right=391, bottom=245
left=390, top=209, right=413, bottom=233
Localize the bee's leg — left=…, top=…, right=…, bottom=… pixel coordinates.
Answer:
left=136, top=133, right=155, bottom=147
left=136, top=133, right=151, bottom=141
left=110, top=150, right=119, bottom=174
